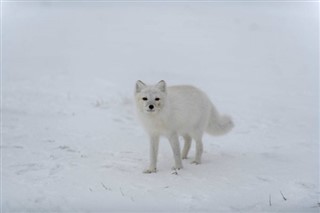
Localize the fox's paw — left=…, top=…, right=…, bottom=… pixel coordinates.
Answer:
left=191, top=160, right=201, bottom=165
left=143, top=168, right=157, bottom=174
left=171, top=165, right=183, bottom=171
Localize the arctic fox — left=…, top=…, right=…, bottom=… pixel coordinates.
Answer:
left=135, top=80, right=234, bottom=173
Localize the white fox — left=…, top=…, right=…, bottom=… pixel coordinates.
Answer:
left=135, top=80, right=234, bottom=173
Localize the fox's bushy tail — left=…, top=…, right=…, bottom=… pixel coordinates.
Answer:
left=206, top=105, right=234, bottom=136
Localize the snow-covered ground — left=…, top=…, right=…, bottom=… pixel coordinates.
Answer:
left=1, top=2, right=319, bottom=212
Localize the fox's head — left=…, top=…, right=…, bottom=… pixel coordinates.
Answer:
left=135, top=80, right=167, bottom=114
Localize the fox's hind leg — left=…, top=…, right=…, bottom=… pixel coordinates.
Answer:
left=191, top=135, right=203, bottom=165
left=182, top=135, right=192, bottom=159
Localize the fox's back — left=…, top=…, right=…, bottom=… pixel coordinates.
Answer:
left=166, top=85, right=212, bottom=134
left=167, top=85, right=212, bottom=110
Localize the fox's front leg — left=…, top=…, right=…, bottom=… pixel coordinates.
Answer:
left=168, top=133, right=183, bottom=170
left=143, top=135, right=159, bottom=173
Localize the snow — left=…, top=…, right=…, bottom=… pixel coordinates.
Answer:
left=1, top=1, right=319, bottom=212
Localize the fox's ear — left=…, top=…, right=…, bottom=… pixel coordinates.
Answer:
left=156, top=80, right=166, bottom=92
left=135, top=80, right=146, bottom=93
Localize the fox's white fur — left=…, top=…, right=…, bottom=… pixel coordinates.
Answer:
left=135, top=80, right=234, bottom=173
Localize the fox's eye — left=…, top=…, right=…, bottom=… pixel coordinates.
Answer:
left=142, top=97, right=148, bottom=101
left=155, top=98, right=160, bottom=101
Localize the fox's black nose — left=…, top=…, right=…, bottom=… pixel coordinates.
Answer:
left=149, top=105, right=154, bottom=110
